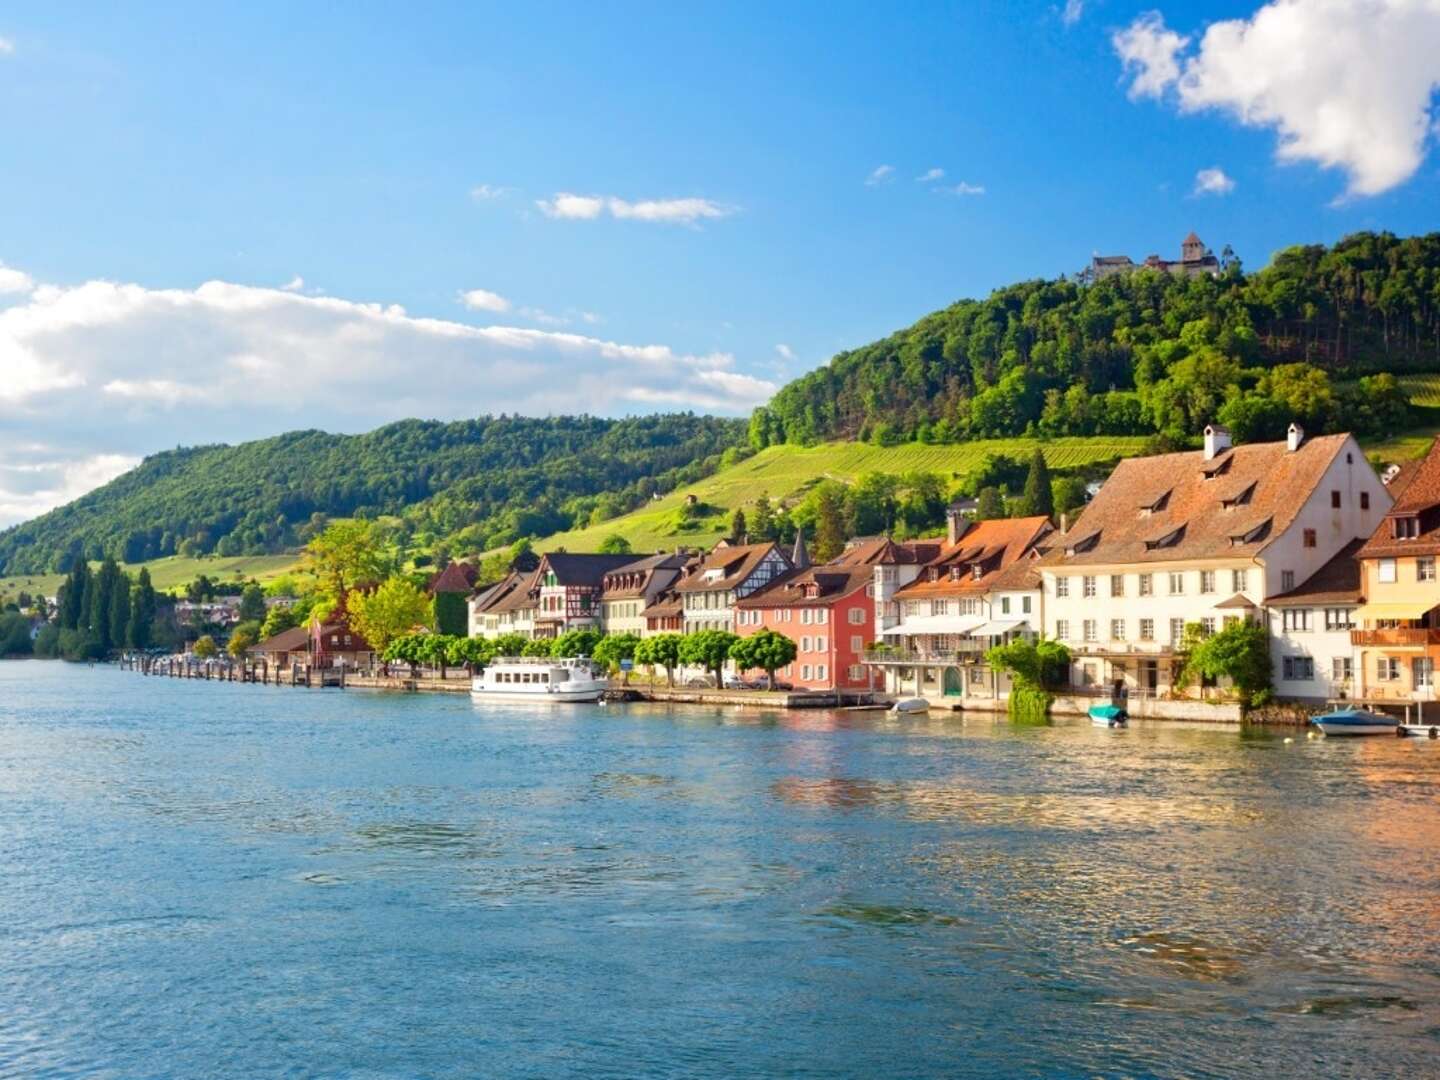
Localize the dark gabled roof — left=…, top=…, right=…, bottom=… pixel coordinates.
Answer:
left=539, top=552, right=639, bottom=588
left=1266, top=538, right=1364, bottom=605
left=601, top=552, right=691, bottom=598
left=1041, top=433, right=1353, bottom=567
left=675, top=542, right=787, bottom=594
left=249, top=626, right=309, bottom=654
left=429, top=561, right=475, bottom=594
left=737, top=564, right=872, bottom=609
left=316, top=621, right=375, bottom=652
left=487, top=568, right=543, bottom=614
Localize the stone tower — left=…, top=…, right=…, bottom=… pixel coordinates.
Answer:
left=1181, top=231, right=1205, bottom=262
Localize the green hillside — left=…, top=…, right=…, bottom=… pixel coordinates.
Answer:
left=528, top=437, right=1149, bottom=553
left=0, top=554, right=299, bottom=602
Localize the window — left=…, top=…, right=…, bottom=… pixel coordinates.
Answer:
left=1420, top=558, right=1436, bottom=582
left=1110, top=575, right=1125, bottom=598
left=1082, top=576, right=1097, bottom=598
left=801, top=664, right=812, bottom=681
left=816, top=636, right=827, bottom=653
left=1332, top=657, right=1353, bottom=682
left=849, top=607, right=866, bottom=624
left=930, top=600, right=947, bottom=617
left=1110, top=619, right=1125, bottom=641
left=817, top=609, right=828, bottom=625
left=1361, top=492, right=1370, bottom=510
left=1223, top=615, right=1239, bottom=629
left=1022, top=596, right=1032, bottom=614
left=1056, top=576, right=1070, bottom=598
left=1169, top=618, right=1185, bottom=644
left=1415, top=658, right=1434, bottom=689
left=1378, top=657, right=1400, bottom=681
left=851, top=635, right=864, bottom=653
left=1001, top=597, right=1011, bottom=614
left=1331, top=490, right=1341, bottom=509
left=1139, top=618, right=1154, bottom=641
left=847, top=664, right=864, bottom=681
left=1281, top=570, right=1296, bottom=592
left=815, top=665, right=827, bottom=681
left=1082, top=619, right=1097, bottom=643
left=1303, top=529, right=1317, bottom=549
left=1379, top=558, right=1397, bottom=584
left=1200, top=570, right=1216, bottom=594
left=1168, top=572, right=1184, bottom=595
left=801, top=608, right=812, bottom=625
left=1232, top=569, right=1248, bottom=593
left=1139, top=573, right=1153, bottom=597
left=1393, top=517, right=1421, bottom=540
left=1282, top=609, right=1312, bottom=632
left=801, top=636, right=812, bottom=652
left=1324, top=608, right=1353, bottom=631
left=1056, top=620, right=1070, bottom=640
left=1200, top=618, right=1216, bottom=636
left=1282, top=656, right=1314, bottom=680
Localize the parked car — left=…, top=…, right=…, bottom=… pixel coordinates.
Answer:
left=685, top=675, right=716, bottom=688
left=723, top=675, right=760, bottom=690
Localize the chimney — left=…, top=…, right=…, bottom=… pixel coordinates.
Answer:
left=946, top=505, right=972, bottom=545
left=1287, top=423, right=1304, bottom=452
left=1203, top=423, right=1231, bottom=461
left=1059, top=512, right=1069, bottom=535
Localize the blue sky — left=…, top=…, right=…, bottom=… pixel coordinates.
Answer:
left=1, top=0, right=1439, bottom=525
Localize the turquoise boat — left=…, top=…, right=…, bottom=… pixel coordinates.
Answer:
left=1088, top=703, right=1128, bottom=728
left=1310, top=708, right=1398, bottom=736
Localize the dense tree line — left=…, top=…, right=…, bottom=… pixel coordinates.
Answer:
left=0, top=414, right=745, bottom=575
left=43, top=560, right=161, bottom=660
left=750, top=232, right=1440, bottom=448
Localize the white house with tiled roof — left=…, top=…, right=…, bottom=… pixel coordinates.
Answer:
left=1041, top=424, right=1390, bottom=697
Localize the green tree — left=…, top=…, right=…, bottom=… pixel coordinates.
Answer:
left=0, top=612, right=32, bottom=656
left=491, top=632, right=529, bottom=657
left=126, top=567, right=157, bottom=648
left=975, top=486, right=1005, bottom=521
left=679, top=629, right=739, bottom=687
left=260, top=604, right=299, bottom=640
left=1181, top=620, right=1272, bottom=705
left=593, top=632, right=640, bottom=682
left=88, top=558, right=123, bottom=651
left=107, top=569, right=132, bottom=652
left=551, top=628, right=603, bottom=658
left=1019, top=449, right=1054, bottom=520
left=1051, top=477, right=1088, bottom=519
left=728, top=628, right=797, bottom=687
left=347, top=577, right=433, bottom=653
left=813, top=486, right=845, bottom=562
left=985, top=638, right=1071, bottom=722
left=192, top=634, right=218, bottom=659
left=522, top=637, right=554, bottom=657
left=432, top=591, right=469, bottom=637
left=305, top=520, right=390, bottom=599
left=635, top=632, right=684, bottom=686
left=446, top=635, right=493, bottom=673
left=228, top=620, right=262, bottom=658
left=752, top=493, right=778, bottom=542
left=730, top=508, right=748, bottom=543
left=597, top=534, right=633, bottom=555
left=237, top=581, right=267, bottom=623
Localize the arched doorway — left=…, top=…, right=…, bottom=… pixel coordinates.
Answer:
left=943, top=667, right=963, bottom=697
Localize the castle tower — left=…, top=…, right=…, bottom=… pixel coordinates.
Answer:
left=1181, top=231, right=1205, bottom=262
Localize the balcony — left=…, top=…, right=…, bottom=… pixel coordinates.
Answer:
left=1350, top=628, right=1440, bottom=647
left=863, top=648, right=980, bottom=666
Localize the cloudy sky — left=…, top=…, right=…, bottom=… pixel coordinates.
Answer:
left=2, top=0, right=1439, bottom=528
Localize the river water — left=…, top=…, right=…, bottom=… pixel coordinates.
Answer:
left=2, top=661, right=1438, bottom=1078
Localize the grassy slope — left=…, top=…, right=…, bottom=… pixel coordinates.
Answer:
left=530, top=437, right=1150, bottom=554
left=0, top=554, right=300, bottom=600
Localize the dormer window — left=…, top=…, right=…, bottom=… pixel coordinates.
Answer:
left=1228, top=518, right=1272, bottom=547
left=1065, top=531, right=1100, bottom=556
left=1139, top=490, right=1171, bottom=517
left=949, top=566, right=963, bottom=581
left=1221, top=482, right=1256, bottom=509
left=1143, top=524, right=1185, bottom=550
left=1200, top=456, right=1232, bottom=478
left=971, top=564, right=983, bottom=580
left=1393, top=515, right=1421, bottom=540
left=927, top=567, right=940, bottom=582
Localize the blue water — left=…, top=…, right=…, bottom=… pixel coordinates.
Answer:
left=2, top=662, right=1439, bottom=1078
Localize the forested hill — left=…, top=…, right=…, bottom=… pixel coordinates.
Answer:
left=0, top=415, right=745, bottom=575
left=749, top=231, right=1440, bottom=448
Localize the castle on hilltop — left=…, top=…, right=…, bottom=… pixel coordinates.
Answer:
left=1088, top=232, right=1227, bottom=281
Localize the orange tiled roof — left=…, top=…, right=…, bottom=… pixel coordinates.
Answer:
left=1359, top=437, right=1440, bottom=558
left=895, top=516, right=1052, bottom=598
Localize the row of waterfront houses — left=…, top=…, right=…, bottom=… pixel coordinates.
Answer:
left=465, top=422, right=1440, bottom=712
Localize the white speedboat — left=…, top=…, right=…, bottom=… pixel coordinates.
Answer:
left=889, top=697, right=931, bottom=715
left=471, top=656, right=608, bottom=703
left=1310, top=707, right=1399, bottom=736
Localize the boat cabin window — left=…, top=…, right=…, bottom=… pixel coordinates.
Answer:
left=539, top=672, right=549, bottom=683
left=553, top=669, right=569, bottom=682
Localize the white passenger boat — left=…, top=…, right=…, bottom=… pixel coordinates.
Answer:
left=470, top=656, right=608, bottom=703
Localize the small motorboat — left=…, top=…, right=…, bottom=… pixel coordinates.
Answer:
left=889, top=697, right=931, bottom=716
left=1310, top=707, right=1399, bottom=736
left=1088, top=703, right=1128, bottom=728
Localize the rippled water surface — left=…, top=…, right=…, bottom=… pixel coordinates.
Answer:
left=3, top=661, right=1440, bottom=1078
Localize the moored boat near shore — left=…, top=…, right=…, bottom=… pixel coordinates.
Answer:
left=471, top=656, right=608, bottom=703
left=1310, top=707, right=1400, bottom=736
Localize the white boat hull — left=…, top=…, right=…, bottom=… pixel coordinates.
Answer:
left=1314, top=721, right=1396, bottom=736
left=889, top=697, right=931, bottom=715
left=1401, top=723, right=1440, bottom=738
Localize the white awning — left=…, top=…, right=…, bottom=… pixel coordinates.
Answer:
left=970, top=618, right=1028, bottom=637
left=880, top=615, right=987, bottom=636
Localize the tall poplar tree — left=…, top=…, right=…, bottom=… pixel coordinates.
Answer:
left=1020, top=449, right=1054, bottom=520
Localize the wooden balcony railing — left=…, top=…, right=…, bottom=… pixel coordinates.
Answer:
left=1350, top=628, right=1440, bottom=647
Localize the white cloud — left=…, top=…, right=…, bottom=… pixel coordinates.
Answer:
left=459, top=287, right=512, bottom=313
left=0, top=37, right=13, bottom=56
left=1061, top=0, right=1085, bottom=26
left=775, top=343, right=796, bottom=361
left=916, top=167, right=945, bottom=182
left=469, top=184, right=508, bottom=200
left=864, top=165, right=896, bottom=187
left=281, top=275, right=304, bottom=292
left=940, top=181, right=986, bottom=196
left=0, top=268, right=777, bottom=526
left=1193, top=166, right=1236, bottom=196
left=535, top=193, right=731, bottom=225
left=0, top=263, right=34, bottom=294
left=0, top=452, right=140, bottom=531
left=1114, top=1, right=1440, bottom=197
